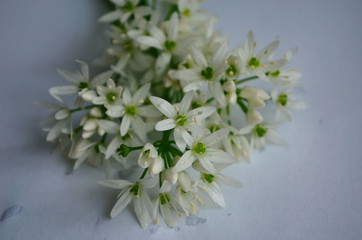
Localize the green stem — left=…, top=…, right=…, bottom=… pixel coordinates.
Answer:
left=236, top=76, right=258, bottom=85
left=237, top=98, right=249, bottom=114
left=164, top=4, right=178, bottom=20
left=139, top=168, right=148, bottom=179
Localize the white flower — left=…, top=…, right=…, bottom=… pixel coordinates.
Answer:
left=92, top=79, right=123, bottom=108
left=238, top=31, right=286, bottom=81
left=222, top=126, right=250, bottom=163
left=271, top=87, right=307, bottom=121
left=106, top=83, right=160, bottom=141
left=240, top=123, right=287, bottom=149
left=137, top=143, right=164, bottom=176
left=174, top=185, right=201, bottom=216
left=51, top=60, right=112, bottom=103
left=169, top=43, right=229, bottom=106
left=197, top=172, right=241, bottom=208
left=99, top=0, right=152, bottom=23
left=239, top=86, right=270, bottom=109
left=172, top=129, right=237, bottom=174
left=99, top=178, right=155, bottom=228
left=149, top=91, right=216, bottom=151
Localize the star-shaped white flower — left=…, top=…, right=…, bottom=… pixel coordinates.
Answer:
left=149, top=91, right=216, bottom=151
left=172, top=128, right=237, bottom=174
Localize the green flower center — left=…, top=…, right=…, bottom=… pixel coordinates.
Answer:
left=122, top=1, right=135, bottom=12
left=193, top=142, right=206, bottom=155
left=255, top=125, right=268, bottom=138
left=78, top=81, right=89, bottom=90
left=202, top=173, right=215, bottom=183
left=160, top=193, right=171, bottom=205
left=182, top=9, right=191, bottom=17
left=226, top=64, right=238, bottom=77
left=201, top=67, right=214, bottom=80
left=191, top=101, right=202, bottom=109
left=248, top=57, right=260, bottom=68
left=175, top=115, right=188, bottom=126
left=125, top=105, right=137, bottom=116
left=129, top=183, right=140, bottom=196
left=106, top=92, right=118, bottom=104
left=124, top=40, right=134, bottom=52
left=277, top=94, right=288, bottom=106
left=121, top=132, right=131, bottom=141
left=270, top=70, right=280, bottom=77
left=165, top=40, right=176, bottom=52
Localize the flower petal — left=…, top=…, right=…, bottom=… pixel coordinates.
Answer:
left=155, top=119, right=176, bottom=131
left=203, top=128, right=229, bottom=147
left=110, top=190, right=132, bottom=218
left=149, top=96, right=177, bottom=118
left=172, top=150, right=196, bottom=173
left=120, top=115, right=131, bottom=136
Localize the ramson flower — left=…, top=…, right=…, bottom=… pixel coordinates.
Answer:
left=222, top=126, right=251, bottom=163
left=238, top=31, right=286, bottom=81
left=169, top=44, right=229, bottom=106
left=106, top=83, right=161, bottom=141
left=99, top=0, right=152, bottom=23
left=197, top=172, right=242, bottom=208
left=149, top=91, right=216, bottom=151
left=51, top=60, right=112, bottom=103
left=172, top=129, right=237, bottom=174
left=99, top=178, right=155, bottom=228
left=271, top=87, right=307, bottom=121
left=137, top=143, right=164, bottom=176
left=92, top=79, right=123, bottom=108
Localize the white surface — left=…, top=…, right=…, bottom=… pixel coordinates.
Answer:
left=1, top=0, right=362, bottom=239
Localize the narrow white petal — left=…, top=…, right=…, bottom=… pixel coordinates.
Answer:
left=105, top=136, right=121, bottom=159
left=191, top=46, right=207, bottom=68
left=132, top=83, right=150, bottom=104
left=203, top=128, right=229, bottom=147
left=206, top=151, right=237, bottom=163
left=168, top=12, right=179, bottom=41
left=155, top=119, right=176, bottom=131
left=172, top=150, right=196, bottom=173
left=98, top=179, right=132, bottom=189
left=110, top=190, right=132, bottom=218
left=134, top=195, right=152, bottom=228
left=181, top=130, right=194, bottom=148
left=179, top=91, right=194, bottom=115
left=122, top=88, right=132, bottom=105
left=120, top=115, right=131, bottom=136
left=198, top=158, right=217, bottom=174
left=160, top=204, right=175, bottom=227
left=106, top=106, right=124, bottom=118
left=174, top=128, right=186, bottom=151
left=149, top=96, right=177, bottom=118
left=97, top=120, right=119, bottom=134
left=217, top=174, right=242, bottom=188
left=55, top=109, right=69, bottom=120
left=99, top=10, right=121, bottom=22
left=137, top=36, right=163, bottom=49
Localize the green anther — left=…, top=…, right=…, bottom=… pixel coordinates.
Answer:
left=277, top=94, right=288, bottom=106
left=125, top=105, right=137, bottom=116
left=193, top=142, right=206, bottom=155
left=226, top=64, right=238, bottom=76
left=248, top=57, right=260, bottom=68
left=117, top=144, right=130, bottom=157
left=201, top=67, right=214, bottom=80
left=209, top=124, right=220, bottom=133
left=164, top=40, right=176, bottom=52
left=182, top=9, right=191, bottom=17
left=175, top=115, right=188, bottom=126
left=106, top=92, right=118, bottom=104
left=270, top=70, right=280, bottom=77
left=160, top=193, right=171, bottom=205
left=202, top=173, right=215, bottom=184
left=255, top=125, right=268, bottom=138
left=78, top=81, right=89, bottom=90
left=129, top=183, right=140, bottom=196
left=122, top=1, right=135, bottom=12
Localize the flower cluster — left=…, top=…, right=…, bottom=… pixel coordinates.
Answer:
left=39, top=0, right=306, bottom=228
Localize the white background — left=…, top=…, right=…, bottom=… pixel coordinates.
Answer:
left=1, top=0, right=362, bottom=239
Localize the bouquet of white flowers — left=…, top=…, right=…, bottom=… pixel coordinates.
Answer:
left=38, top=0, right=306, bottom=228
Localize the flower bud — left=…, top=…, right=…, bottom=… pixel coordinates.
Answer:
left=149, top=156, right=164, bottom=176
left=69, top=139, right=91, bottom=159
left=163, top=168, right=178, bottom=184
left=90, top=107, right=102, bottom=118
left=137, top=143, right=158, bottom=168
left=223, top=80, right=236, bottom=93
left=178, top=171, right=192, bottom=192
left=226, top=92, right=237, bottom=104
left=82, top=90, right=97, bottom=102
left=55, top=109, right=69, bottom=120
left=83, top=119, right=98, bottom=131
left=246, top=109, right=263, bottom=125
